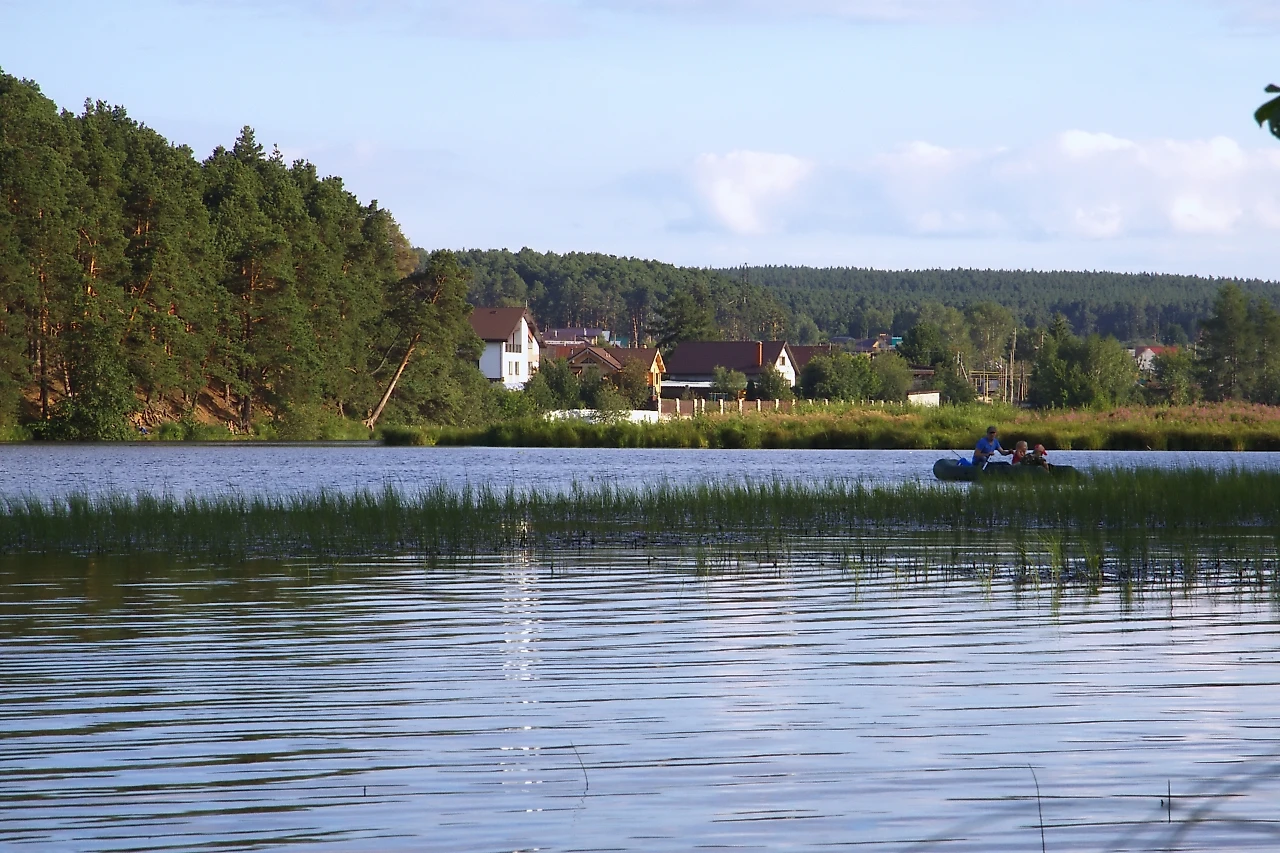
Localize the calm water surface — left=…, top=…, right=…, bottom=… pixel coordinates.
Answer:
left=3, top=552, right=1280, bottom=851
left=2, top=444, right=1280, bottom=498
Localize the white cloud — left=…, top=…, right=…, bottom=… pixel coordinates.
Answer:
left=790, top=130, right=1280, bottom=243
left=693, top=150, right=813, bottom=235
left=1059, top=130, right=1136, bottom=159
left=1169, top=195, right=1241, bottom=234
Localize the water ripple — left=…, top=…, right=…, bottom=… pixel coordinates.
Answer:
left=2, top=553, right=1280, bottom=851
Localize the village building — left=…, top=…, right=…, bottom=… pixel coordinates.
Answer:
left=788, top=344, right=838, bottom=374
left=469, top=307, right=540, bottom=389
left=543, top=327, right=615, bottom=347
left=1132, top=345, right=1176, bottom=372
left=662, top=340, right=797, bottom=398
left=563, top=346, right=665, bottom=400
left=848, top=333, right=896, bottom=354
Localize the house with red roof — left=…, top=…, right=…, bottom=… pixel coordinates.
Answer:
left=468, top=307, right=540, bottom=388
left=1133, top=345, right=1176, bottom=373
left=787, top=344, right=838, bottom=373
left=662, top=341, right=797, bottom=398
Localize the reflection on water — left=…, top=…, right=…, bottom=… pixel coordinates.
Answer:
left=3, top=551, right=1280, bottom=851
left=3, top=443, right=1280, bottom=499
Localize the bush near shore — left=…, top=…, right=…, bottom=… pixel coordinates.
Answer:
left=381, top=402, right=1280, bottom=452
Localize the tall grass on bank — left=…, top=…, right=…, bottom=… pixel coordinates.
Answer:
left=386, top=402, right=1280, bottom=451
left=4, top=470, right=1280, bottom=585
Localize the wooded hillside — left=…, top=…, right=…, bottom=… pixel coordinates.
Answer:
left=454, top=251, right=1280, bottom=348
left=730, top=266, right=1280, bottom=344
left=0, top=69, right=487, bottom=438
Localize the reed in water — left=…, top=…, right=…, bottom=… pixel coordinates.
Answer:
left=2, top=470, right=1280, bottom=587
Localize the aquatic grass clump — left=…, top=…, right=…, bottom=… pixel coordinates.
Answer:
left=3, top=469, right=1280, bottom=589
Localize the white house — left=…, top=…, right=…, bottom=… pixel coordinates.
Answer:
left=469, top=307, right=541, bottom=389
left=1133, top=345, right=1176, bottom=373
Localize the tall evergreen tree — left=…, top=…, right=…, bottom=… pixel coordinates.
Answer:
left=1199, top=284, right=1256, bottom=401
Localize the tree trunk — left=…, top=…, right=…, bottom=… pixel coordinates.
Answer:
left=364, top=334, right=419, bottom=429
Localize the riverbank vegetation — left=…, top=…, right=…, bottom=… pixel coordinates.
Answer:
left=379, top=402, right=1280, bottom=451
left=3, top=471, right=1280, bottom=587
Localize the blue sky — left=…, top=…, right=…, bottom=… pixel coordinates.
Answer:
left=4, top=0, right=1280, bottom=277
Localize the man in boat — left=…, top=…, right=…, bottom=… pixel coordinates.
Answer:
left=973, top=425, right=1013, bottom=467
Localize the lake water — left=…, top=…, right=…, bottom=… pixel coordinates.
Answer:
left=2, top=443, right=1280, bottom=499
left=3, top=551, right=1280, bottom=852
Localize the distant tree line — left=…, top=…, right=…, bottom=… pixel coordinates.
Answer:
left=726, top=266, right=1280, bottom=345
left=453, top=249, right=789, bottom=348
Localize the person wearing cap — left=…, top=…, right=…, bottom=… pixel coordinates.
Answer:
left=1026, top=443, right=1050, bottom=468
left=973, top=425, right=1013, bottom=467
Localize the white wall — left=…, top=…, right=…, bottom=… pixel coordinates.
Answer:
left=478, top=316, right=540, bottom=389
left=774, top=351, right=797, bottom=387
left=907, top=391, right=941, bottom=407
left=479, top=342, right=504, bottom=381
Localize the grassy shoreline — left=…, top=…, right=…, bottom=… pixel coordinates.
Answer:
left=5, top=402, right=1280, bottom=450
left=382, top=402, right=1280, bottom=451
left=3, top=471, right=1279, bottom=586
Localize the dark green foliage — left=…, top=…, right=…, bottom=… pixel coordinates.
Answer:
left=711, top=366, right=748, bottom=397
left=1151, top=350, right=1200, bottom=405
left=752, top=364, right=794, bottom=401
left=799, top=352, right=876, bottom=401
left=730, top=265, right=1277, bottom=343
left=651, top=282, right=720, bottom=348
left=524, top=358, right=581, bottom=410
left=1028, top=326, right=1137, bottom=408
left=36, top=323, right=137, bottom=440
left=455, top=249, right=788, bottom=346
left=936, top=362, right=977, bottom=404
left=872, top=353, right=912, bottom=402
left=898, top=322, right=948, bottom=367
left=1199, top=284, right=1254, bottom=401
left=1197, top=284, right=1280, bottom=405
left=615, top=360, right=654, bottom=408
left=365, top=250, right=479, bottom=427
left=0, top=67, right=486, bottom=438
left=1255, top=84, right=1280, bottom=140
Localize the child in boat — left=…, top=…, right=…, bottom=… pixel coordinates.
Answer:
left=1011, top=440, right=1029, bottom=464
left=1026, top=444, right=1050, bottom=467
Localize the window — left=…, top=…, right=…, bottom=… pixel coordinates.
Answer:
left=505, top=341, right=523, bottom=353
left=515, top=361, right=521, bottom=376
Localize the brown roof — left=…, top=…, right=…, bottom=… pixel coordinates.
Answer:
left=541, top=344, right=579, bottom=363
left=468, top=307, right=538, bottom=342
left=568, top=346, right=624, bottom=372
left=609, top=347, right=663, bottom=373
left=555, top=346, right=665, bottom=375
left=664, top=341, right=791, bottom=377
left=788, top=344, right=837, bottom=371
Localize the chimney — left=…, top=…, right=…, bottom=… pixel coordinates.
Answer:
left=756, top=342, right=763, bottom=366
